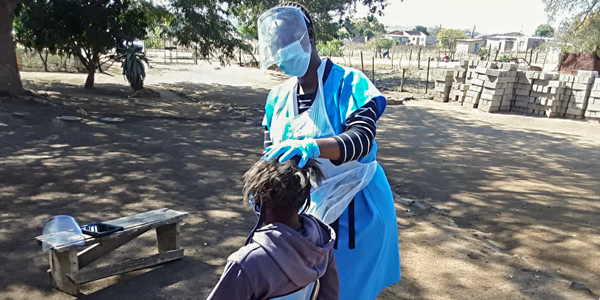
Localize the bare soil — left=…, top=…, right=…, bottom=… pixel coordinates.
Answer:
left=1, top=60, right=599, bottom=300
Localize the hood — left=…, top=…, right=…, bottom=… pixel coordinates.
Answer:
left=252, top=214, right=336, bottom=287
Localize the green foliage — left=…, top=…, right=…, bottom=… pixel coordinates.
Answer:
left=544, top=0, right=599, bottom=51
left=428, top=25, right=441, bottom=38
left=15, top=0, right=152, bottom=88
left=116, top=44, right=148, bottom=91
left=169, top=1, right=249, bottom=65
left=232, top=0, right=388, bottom=43
left=367, top=38, right=395, bottom=51
left=535, top=24, right=555, bottom=37
left=413, top=25, right=429, bottom=36
left=478, top=47, right=489, bottom=59
left=338, top=30, right=350, bottom=40
left=499, top=54, right=514, bottom=62
left=344, top=16, right=386, bottom=39
left=437, top=29, right=467, bottom=55
left=317, top=39, right=345, bottom=56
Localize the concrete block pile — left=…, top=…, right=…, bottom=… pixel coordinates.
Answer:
left=479, top=63, right=518, bottom=113
left=462, top=62, right=497, bottom=108
left=584, top=75, right=600, bottom=119
left=463, top=62, right=517, bottom=112
left=562, top=70, right=596, bottom=119
left=449, top=61, right=470, bottom=105
left=433, top=70, right=454, bottom=102
left=429, top=62, right=600, bottom=121
left=512, top=71, right=533, bottom=114
left=525, top=72, right=564, bottom=117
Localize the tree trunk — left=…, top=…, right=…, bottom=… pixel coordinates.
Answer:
left=38, top=50, right=49, bottom=72
left=84, top=65, right=95, bottom=89
left=0, top=0, right=24, bottom=96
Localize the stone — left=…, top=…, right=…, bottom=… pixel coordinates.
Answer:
left=577, top=70, right=598, bottom=78
left=572, top=83, right=591, bottom=90
left=569, top=281, right=590, bottom=292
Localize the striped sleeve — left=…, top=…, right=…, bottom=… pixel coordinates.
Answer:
left=332, top=99, right=378, bottom=165
left=264, top=127, right=272, bottom=150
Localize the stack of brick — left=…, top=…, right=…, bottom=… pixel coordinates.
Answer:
left=449, top=62, right=469, bottom=105
left=584, top=75, right=600, bottom=120
left=433, top=70, right=454, bottom=102
left=526, top=72, right=565, bottom=117
left=477, top=65, right=517, bottom=113
left=462, top=62, right=497, bottom=108
left=512, top=71, right=533, bottom=114
left=562, top=70, right=596, bottom=119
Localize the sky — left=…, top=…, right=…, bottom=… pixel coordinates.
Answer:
left=354, top=0, right=552, bottom=36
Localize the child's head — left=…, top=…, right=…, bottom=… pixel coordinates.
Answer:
left=243, top=157, right=323, bottom=214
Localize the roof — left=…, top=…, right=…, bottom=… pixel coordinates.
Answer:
left=387, top=30, right=403, bottom=35
left=478, top=32, right=525, bottom=39
left=404, top=30, right=425, bottom=36
left=457, top=38, right=484, bottom=43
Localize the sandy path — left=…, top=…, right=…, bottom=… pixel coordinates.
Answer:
left=1, top=61, right=599, bottom=299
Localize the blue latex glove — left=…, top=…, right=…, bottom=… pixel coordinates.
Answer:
left=264, top=138, right=321, bottom=168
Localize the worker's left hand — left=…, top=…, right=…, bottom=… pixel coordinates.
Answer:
left=263, top=138, right=320, bottom=168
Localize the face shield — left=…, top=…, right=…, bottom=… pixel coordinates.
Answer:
left=258, top=6, right=312, bottom=76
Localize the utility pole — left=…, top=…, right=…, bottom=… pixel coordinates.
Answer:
left=471, top=25, right=476, bottom=38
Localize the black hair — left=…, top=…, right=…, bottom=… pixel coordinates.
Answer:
left=278, top=2, right=314, bottom=36
left=242, top=157, right=323, bottom=214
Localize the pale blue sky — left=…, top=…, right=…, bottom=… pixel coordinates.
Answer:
left=354, top=0, right=552, bottom=36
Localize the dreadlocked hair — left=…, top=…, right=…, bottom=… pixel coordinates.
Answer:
left=278, top=2, right=314, bottom=32
left=243, top=157, right=323, bottom=214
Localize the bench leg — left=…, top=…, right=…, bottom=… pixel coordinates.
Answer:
left=156, top=223, right=180, bottom=253
left=50, top=249, right=79, bottom=295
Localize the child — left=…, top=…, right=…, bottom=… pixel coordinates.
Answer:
left=207, top=158, right=339, bottom=300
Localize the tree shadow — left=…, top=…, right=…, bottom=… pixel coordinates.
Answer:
left=377, top=103, right=600, bottom=299
left=2, top=89, right=600, bottom=299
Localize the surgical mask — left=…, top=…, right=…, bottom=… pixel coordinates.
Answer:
left=275, top=40, right=311, bottom=77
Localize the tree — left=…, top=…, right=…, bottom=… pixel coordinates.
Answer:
left=428, top=25, right=442, bottom=38
left=367, top=37, right=394, bottom=57
left=15, top=0, right=151, bottom=89
left=543, top=0, right=599, bottom=51
left=535, top=24, right=555, bottom=37
left=169, top=2, right=249, bottom=66
left=0, top=0, right=24, bottom=96
left=437, top=29, right=467, bottom=58
left=232, top=0, right=388, bottom=43
left=13, top=0, right=56, bottom=72
left=413, top=25, right=429, bottom=36
left=317, top=39, right=345, bottom=56
left=344, top=16, right=386, bottom=39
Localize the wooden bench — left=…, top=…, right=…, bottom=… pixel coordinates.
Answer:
left=35, top=208, right=188, bottom=295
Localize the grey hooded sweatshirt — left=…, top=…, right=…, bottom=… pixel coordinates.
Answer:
left=207, top=214, right=339, bottom=300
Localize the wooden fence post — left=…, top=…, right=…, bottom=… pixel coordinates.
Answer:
left=372, top=56, right=375, bottom=82
left=401, top=68, right=406, bottom=92
left=426, top=58, right=431, bottom=93
left=361, top=51, right=364, bottom=72
left=418, top=48, right=422, bottom=69
left=529, top=49, right=533, bottom=64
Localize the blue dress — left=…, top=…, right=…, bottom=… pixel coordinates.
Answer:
left=264, top=62, right=401, bottom=300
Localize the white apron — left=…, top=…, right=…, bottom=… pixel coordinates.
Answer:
left=270, top=59, right=378, bottom=224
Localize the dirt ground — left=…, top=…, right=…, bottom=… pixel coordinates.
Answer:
left=1, top=60, right=599, bottom=300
